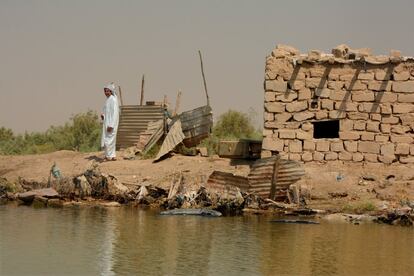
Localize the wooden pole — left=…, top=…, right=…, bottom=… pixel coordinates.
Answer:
left=118, top=86, right=124, bottom=106
left=140, top=74, right=145, bottom=105
left=198, top=50, right=210, bottom=106
left=173, top=90, right=182, bottom=116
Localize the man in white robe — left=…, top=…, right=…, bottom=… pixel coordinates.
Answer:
left=101, top=83, right=119, bottom=161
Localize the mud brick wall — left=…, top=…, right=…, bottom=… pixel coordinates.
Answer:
left=262, top=44, right=414, bottom=164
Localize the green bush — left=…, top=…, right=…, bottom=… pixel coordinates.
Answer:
left=0, top=111, right=102, bottom=155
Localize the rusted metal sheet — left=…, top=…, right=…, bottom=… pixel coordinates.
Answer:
left=155, top=120, right=185, bottom=161
left=206, top=171, right=249, bottom=198
left=248, top=156, right=305, bottom=200
left=176, top=105, right=213, bottom=147
left=218, top=139, right=262, bottom=159
left=116, top=105, right=165, bottom=149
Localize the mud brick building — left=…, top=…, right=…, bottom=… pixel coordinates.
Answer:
left=262, top=44, right=414, bottom=164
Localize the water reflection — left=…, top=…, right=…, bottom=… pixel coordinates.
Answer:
left=1, top=205, right=413, bottom=276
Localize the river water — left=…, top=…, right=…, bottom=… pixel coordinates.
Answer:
left=0, top=205, right=413, bottom=276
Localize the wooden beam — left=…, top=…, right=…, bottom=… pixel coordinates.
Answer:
left=118, top=86, right=124, bottom=106
left=173, top=90, right=182, bottom=116
left=198, top=50, right=210, bottom=106
left=140, top=74, right=145, bottom=105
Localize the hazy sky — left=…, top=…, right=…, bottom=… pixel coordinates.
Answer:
left=1, top=0, right=413, bottom=133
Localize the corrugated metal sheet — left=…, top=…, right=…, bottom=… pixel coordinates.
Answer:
left=248, top=156, right=305, bottom=200
left=155, top=120, right=185, bottom=161
left=177, top=105, right=213, bottom=147
left=206, top=171, right=249, bottom=198
left=116, top=105, right=165, bottom=149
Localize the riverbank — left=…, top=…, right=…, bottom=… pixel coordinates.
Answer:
left=0, top=150, right=413, bottom=226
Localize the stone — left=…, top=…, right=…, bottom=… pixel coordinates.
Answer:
left=274, top=44, right=300, bottom=56
left=361, top=132, right=375, bottom=141
left=303, top=140, right=315, bottom=151
left=382, top=115, right=400, bottom=124
left=321, top=99, right=334, bottom=110
left=340, top=131, right=360, bottom=140
left=264, top=112, right=274, bottom=122
left=344, top=141, right=358, bottom=152
left=316, top=140, right=330, bottom=152
left=367, top=81, right=392, bottom=91
left=17, top=188, right=59, bottom=203
left=301, top=122, right=313, bottom=131
left=293, top=111, right=315, bottom=121
left=313, top=152, right=325, bottom=161
left=329, top=110, right=346, bottom=119
left=332, top=44, right=349, bottom=58
left=398, top=94, right=414, bottom=103
left=325, top=152, right=338, bottom=161
left=296, top=130, right=312, bottom=140
left=393, top=81, right=414, bottom=93
left=380, top=104, right=392, bottom=114
left=265, top=80, right=288, bottom=92
left=395, top=143, right=410, bottom=155
left=366, top=121, right=380, bottom=132
left=289, top=140, right=303, bottom=153
left=328, top=81, right=345, bottom=90
left=400, top=114, right=414, bottom=125
left=276, top=92, right=298, bottom=102
left=411, top=144, right=414, bottom=155
left=375, top=135, right=389, bottom=142
left=353, top=120, right=366, bottom=130
left=306, top=78, right=325, bottom=89
left=352, top=91, right=375, bottom=102
left=375, top=70, right=392, bottom=81
left=262, top=128, right=273, bottom=136
left=358, top=141, right=380, bottom=153
left=390, top=49, right=402, bottom=58
left=302, top=152, right=313, bottom=162
left=197, top=147, right=208, bottom=157
left=331, top=141, right=344, bottom=152
left=47, top=198, right=64, bottom=208
left=278, top=129, right=296, bottom=139
left=315, top=111, right=328, bottom=119
left=390, top=135, right=413, bottom=143
left=340, top=74, right=357, bottom=81
left=391, top=125, right=410, bottom=134
left=400, top=157, right=414, bottom=164
left=329, top=90, right=348, bottom=101
left=393, top=71, right=410, bottom=81
left=348, top=112, right=369, bottom=120
left=288, top=153, right=302, bottom=161
left=344, top=80, right=367, bottom=90
left=393, top=104, right=414, bottom=113
left=334, top=101, right=358, bottom=112
left=352, top=152, right=364, bottom=162
left=32, top=196, right=48, bottom=208
left=264, top=92, right=276, bottom=102
left=364, top=153, right=378, bottom=163
left=274, top=113, right=293, bottom=124
left=298, top=88, right=312, bottom=100
left=290, top=80, right=305, bottom=90
left=378, top=92, right=398, bottom=103
left=286, top=101, right=308, bottom=112
left=284, top=122, right=301, bottom=129
left=340, top=119, right=353, bottom=131
left=339, top=151, right=353, bottom=161
left=265, top=102, right=285, bottom=113
left=378, top=155, right=396, bottom=164
left=358, top=103, right=380, bottom=113
left=261, top=150, right=272, bottom=158
left=307, top=50, right=322, bottom=61
left=315, top=88, right=331, bottom=98
left=358, top=72, right=375, bottom=80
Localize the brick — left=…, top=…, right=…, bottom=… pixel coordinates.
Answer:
left=329, top=110, right=346, bottom=119
left=262, top=138, right=284, bottom=151
left=325, top=152, right=338, bottom=161
left=298, top=88, right=312, bottom=100
left=331, top=141, right=344, bottom=152
left=321, top=99, right=334, bottom=110
left=358, top=72, right=375, bottom=80
left=348, top=112, right=369, bottom=120
left=393, top=104, right=414, bottom=113
left=366, top=121, right=380, bottom=132
left=340, top=131, right=360, bottom=140
left=364, top=153, right=378, bottom=162
left=352, top=91, right=375, bottom=102
left=265, top=80, right=288, bottom=92
left=286, top=101, right=308, bottom=112
left=381, top=115, right=400, bottom=124
left=352, top=152, right=364, bottom=162
left=393, top=81, right=414, bottom=93
left=391, top=125, right=410, bottom=134
left=390, top=135, right=413, bottom=143
left=368, top=81, right=393, bottom=91
left=395, top=143, right=410, bottom=155
left=361, top=132, right=375, bottom=141
left=358, top=141, right=380, bottom=153
left=339, top=151, right=353, bottom=161
left=274, top=113, right=293, bottom=124
left=289, top=140, right=303, bottom=153
left=264, top=102, right=285, bottom=113
left=393, top=71, right=410, bottom=81
left=334, top=101, right=358, bottom=112
left=375, top=70, right=392, bottom=81
left=340, top=119, right=353, bottom=131
left=344, top=80, right=367, bottom=90
left=302, top=152, right=313, bottom=162
left=328, top=81, right=345, bottom=90
left=264, top=92, right=276, bottom=102
left=313, top=152, right=325, bottom=161
left=293, top=111, right=315, bottom=121
left=303, top=140, right=315, bottom=151
left=315, top=88, right=331, bottom=98
left=276, top=92, right=298, bottom=102
left=375, top=135, right=389, bottom=142
left=316, top=140, right=330, bottom=152
left=278, top=129, right=296, bottom=139
left=398, top=94, right=414, bottom=103
left=353, top=120, right=366, bottom=130
left=315, top=111, right=328, bottom=120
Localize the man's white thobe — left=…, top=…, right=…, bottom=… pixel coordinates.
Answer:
left=101, top=94, right=119, bottom=158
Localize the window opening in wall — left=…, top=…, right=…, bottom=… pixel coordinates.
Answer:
left=313, top=120, right=339, bottom=139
